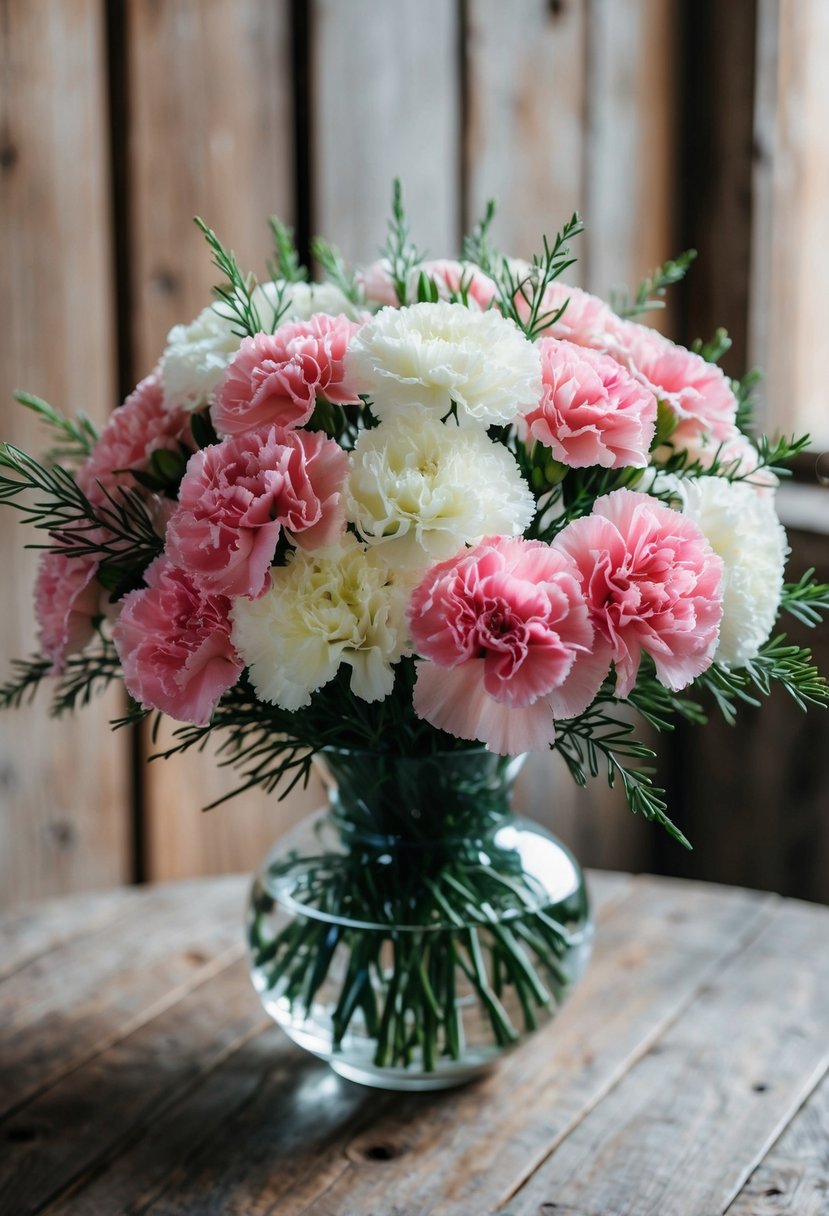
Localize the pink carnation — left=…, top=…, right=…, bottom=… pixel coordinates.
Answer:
left=409, top=536, right=607, bottom=754
left=612, top=322, right=739, bottom=444
left=418, top=260, right=498, bottom=310
left=355, top=259, right=497, bottom=311
left=113, top=558, right=242, bottom=726
left=523, top=338, right=657, bottom=468
left=34, top=551, right=101, bottom=675
left=356, top=260, right=399, bottom=308
left=518, top=281, right=622, bottom=348
left=211, top=314, right=363, bottom=438
left=554, top=489, right=724, bottom=698
left=165, top=426, right=349, bottom=598
left=77, top=370, right=193, bottom=506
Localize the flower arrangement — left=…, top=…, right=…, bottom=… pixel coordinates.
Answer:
left=2, top=184, right=827, bottom=1084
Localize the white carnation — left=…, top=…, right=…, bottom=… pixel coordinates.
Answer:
left=674, top=476, right=789, bottom=666
left=161, top=305, right=241, bottom=412
left=252, top=279, right=360, bottom=323
left=230, top=538, right=408, bottom=710
left=346, top=410, right=536, bottom=568
left=344, top=301, right=541, bottom=426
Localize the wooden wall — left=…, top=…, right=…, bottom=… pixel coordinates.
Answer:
left=1, top=0, right=827, bottom=908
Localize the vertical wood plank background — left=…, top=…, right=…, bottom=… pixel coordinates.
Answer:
left=1, top=0, right=827, bottom=908
left=0, top=1, right=130, bottom=906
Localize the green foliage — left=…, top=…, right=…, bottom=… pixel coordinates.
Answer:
left=267, top=216, right=307, bottom=284
left=612, top=249, right=697, bottom=319
left=461, top=199, right=499, bottom=276
left=733, top=369, right=762, bottom=432
left=781, top=569, right=829, bottom=628
left=381, top=180, right=423, bottom=307
left=696, top=635, right=829, bottom=724
left=692, top=327, right=732, bottom=364
left=311, top=236, right=362, bottom=304
left=14, top=392, right=99, bottom=466
left=554, top=705, right=691, bottom=849
left=194, top=216, right=265, bottom=338
left=494, top=214, right=585, bottom=340
left=0, top=443, right=162, bottom=569
left=0, top=639, right=121, bottom=717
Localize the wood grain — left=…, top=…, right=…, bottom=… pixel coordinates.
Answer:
left=728, top=1064, right=829, bottom=1215
left=582, top=0, right=680, bottom=323
left=0, top=959, right=265, bottom=1215
left=465, top=0, right=587, bottom=257
left=0, top=0, right=131, bottom=911
left=312, top=0, right=460, bottom=263
left=35, top=871, right=627, bottom=1216
left=3, top=874, right=828, bottom=1215
left=0, top=876, right=246, bottom=1119
left=124, top=0, right=322, bottom=881
left=285, top=879, right=771, bottom=1215
left=507, top=896, right=829, bottom=1216
left=750, top=0, right=829, bottom=447
left=0, top=886, right=145, bottom=982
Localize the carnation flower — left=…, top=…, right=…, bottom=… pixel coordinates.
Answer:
left=346, top=411, right=536, bottom=568
left=34, top=551, right=102, bottom=675
left=612, top=323, right=739, bottom=444
left=344, top=301, right=541, bottom=426
left=161, top=305, right=244, bottom=412
left=409, top=536, right=605, bottom=753
left=231, top=537, right=407, bottom=709
left=554, top=488, right=724, bottom=697
left=519, top=281, right=622, bottom=348
left=356, top=259, right=497, bottom=312
left=211, top=314, right=363, bottom=437
left=668, top=476, right=788, bottom=666
left=113, top=558, right=242, bottom=726
left=165, top=426, right=349, bottom=598
left=522, top=338, right=657, bottom=468
left=161, top=283, right=361, bottom=414
left=78, top=371, right=193, bottom=507
left=253, top=279, right=361, bottom=323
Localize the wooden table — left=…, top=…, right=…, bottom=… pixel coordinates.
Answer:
left=2, top=872, right=828, bottom=1215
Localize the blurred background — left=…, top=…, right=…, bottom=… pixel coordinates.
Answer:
left=0, top=0, right=827, bottom=911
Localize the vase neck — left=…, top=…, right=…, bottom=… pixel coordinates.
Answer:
left=314, top=750, right=525, bottom=847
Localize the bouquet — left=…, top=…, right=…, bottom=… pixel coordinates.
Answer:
left=2, top=183, right=827, bottom=1085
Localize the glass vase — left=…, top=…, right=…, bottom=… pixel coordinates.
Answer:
left=247, top=749, right=593, bottom=1091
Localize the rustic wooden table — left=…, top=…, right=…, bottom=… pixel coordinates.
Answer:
left=1, top=871, right=828, bottom=1216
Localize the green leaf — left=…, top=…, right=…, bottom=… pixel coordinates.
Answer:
left=781, top=569, right=829, bottom=627
left=267, top=216, right=307, bottom=284
left=612, top=249, right=697, bottom=319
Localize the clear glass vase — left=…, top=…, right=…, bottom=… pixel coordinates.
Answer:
left=247, top=749, right=593, bottom=1091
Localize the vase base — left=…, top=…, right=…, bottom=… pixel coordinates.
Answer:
left=270, top=1000, right=502, bottom=1091
left=328, top=1055, right=494, bottom=1092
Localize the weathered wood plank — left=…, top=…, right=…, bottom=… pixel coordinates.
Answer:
left=0, top=887, right=145, bottom=983
left=583, top=0, right=680, bottom=325
left=84, top=877, right=770, bottom=1216
left=507, top=897, right=829, bottom=1216
left=750, top=0, right=829, bottom=447
left=124, top=0, right=318, bottom=881
left=34, top=871, right=626, bottom=1216
left=0, top=0, right=130, bottom=910
left=0, top=959, right=266, bottom=1216
left=312, top=0, right=460, bottom=263
left=464, top=0, right=587, bottom=256
left=728, top=1064, right=829, bottom=1215
left=44, top=1029, right=383, bottom=1216
left=0, top=876, right=247, bottom=1119
left=290, top=879, right=771, bottom=1216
